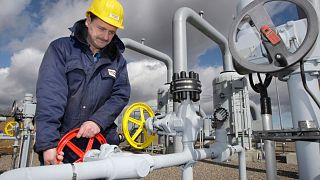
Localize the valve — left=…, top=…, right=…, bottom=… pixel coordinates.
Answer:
left=56, top=128, right=106, bottom=163
left=4, top=120, right=18, bottom=137
left=122, top=102, right=155, bottom=149
left=170, top=71, right=202, bottom=102
left=228, top=0, right=319, bottom=76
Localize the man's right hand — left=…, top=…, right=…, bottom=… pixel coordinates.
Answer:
left=43, top=148, right=64, bottom=165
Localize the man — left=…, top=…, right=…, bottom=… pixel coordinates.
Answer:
left=34, top=0, right=130, bottom=164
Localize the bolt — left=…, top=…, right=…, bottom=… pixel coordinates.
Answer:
left=141, top=38, right=146, bottom=45
left=275, top=54, right=282, bottom=60
left=199, top=11, right=204, bottom=18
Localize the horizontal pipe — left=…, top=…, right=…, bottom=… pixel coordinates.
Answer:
left=0, top=154, right=153, bottom=180
left=1, top=142, right=235, bottom=180
left=152, top=147, right=211, bottom=169
left=0, top=135, right=16, bottom=140
left=0, top=117, right=7, bottom=121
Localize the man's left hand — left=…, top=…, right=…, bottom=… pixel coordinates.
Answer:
left=76, top=121, right=101, bottom=138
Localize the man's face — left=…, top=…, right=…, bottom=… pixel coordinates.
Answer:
left=85, top=16, right=117, bottom=52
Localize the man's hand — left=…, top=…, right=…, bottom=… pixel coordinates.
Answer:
left=76, top=121, right=101, bottom=138
left=43, top=148, right=64, bottom=165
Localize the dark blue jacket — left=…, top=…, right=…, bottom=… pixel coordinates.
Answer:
left=34, top=20, right=130, bottom=153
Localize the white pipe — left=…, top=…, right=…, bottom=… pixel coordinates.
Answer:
left=121, top=38, right=173, bottom=83
left=0, top=135, right=16, bottom=140
left=0, top=154, right=153, bottom=180
left=172, top=7, right=234, bottom=151
left=152, top=147, right=211, bottom=169
left=232, top=145, right=247, bottom=180
left=0, top=117, right=7, bottom=121
left=1, top=141, right=239, bottom=180
left=183, top=165, right=193, bottom=180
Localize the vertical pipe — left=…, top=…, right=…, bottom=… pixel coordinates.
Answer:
left=293, top=1, right=320, bottom=179
left=173, top=7, right=236, bottom=152
left=11, top=137, right=19, bottom=169
left=262, top=114, right=277, bottom=180
left=233, top=145, right=247, bottom=180
left=288, top=69, right=320, bottom=180
left=173, top=8, right=188, bottom=153
left=274, top=79, right=283, bottom=129
left=182, top=166, right=193, bottom=180
left=18, top=118, right=33, bottom=168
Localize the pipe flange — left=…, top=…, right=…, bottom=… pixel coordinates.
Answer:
left=170, top=71, right=202, bottom=102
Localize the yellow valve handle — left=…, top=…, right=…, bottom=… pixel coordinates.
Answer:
left=122, top=102, right=155, bottom=149
left=4, top=121, right=18, bottom=137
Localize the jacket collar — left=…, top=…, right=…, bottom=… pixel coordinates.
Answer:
left=69, top=19, right=125, bottom=60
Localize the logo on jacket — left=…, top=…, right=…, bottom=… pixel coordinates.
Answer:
left=108, top=69, right=116, bottom=78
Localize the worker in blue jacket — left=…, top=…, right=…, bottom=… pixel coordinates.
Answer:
left=34, top=0, right=130, bottom=164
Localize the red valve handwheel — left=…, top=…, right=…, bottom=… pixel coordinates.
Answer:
left=56, top=128, right=107, bottom=163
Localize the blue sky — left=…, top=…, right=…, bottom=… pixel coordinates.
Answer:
left=199, top=47, right=223, bottom=67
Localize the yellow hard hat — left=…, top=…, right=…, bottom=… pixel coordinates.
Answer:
left=86, top=0, right=124, bottom=29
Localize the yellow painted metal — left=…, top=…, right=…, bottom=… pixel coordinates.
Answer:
left=122, top=102, right=155, bottom=149
left=86, top=0, right=124, bottom=29
left=4, top=121, right=18, bottom=137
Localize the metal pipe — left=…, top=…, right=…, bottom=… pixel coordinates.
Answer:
left=274, top=78, right=283, bottom=129
left=182, top=166, right=193, bottom=180
left=197, top=107, right=211, bottom=139
left=288, top=66, right=320, bottom=180
left=0, top=155, right=153, bottom=180
left=172, top=6, right=234, bottom=153
left=121, top=38, right=173, bottom=84
left=1, top=141, right=238, bottom=180
left=262, top=114, right=277, bottom=180
left=1, top=125, right=233, bottom=180
left=292, top=1, right=320, bottom=178
left=0, top=117, right=6, bottom=121
left=0, top=135, right=16, bottom=140
left=232, top=145, right=247, bottom=180
left=173, top=7, right=234, bottom=73
left=18, top=118, right=33, bottom=168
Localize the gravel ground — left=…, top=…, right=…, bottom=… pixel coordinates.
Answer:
left=141, top=159, right=298, bottom=180
left=0, top=153, right=298, bottom=180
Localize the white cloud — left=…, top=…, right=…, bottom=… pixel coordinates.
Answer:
left=0, top=48, right=43, bottom=110
left=127, top=60, right=167, bottom=106
left=9, top=0, right=89, bottom=52
left=0, top=0, right=31, bottom=32
left=0, top=68, right=9, bottom=75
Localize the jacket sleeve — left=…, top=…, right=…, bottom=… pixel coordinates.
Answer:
left=89, top=57, right=131, bottom=131
left=34, top=41, right=68, bottom=153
